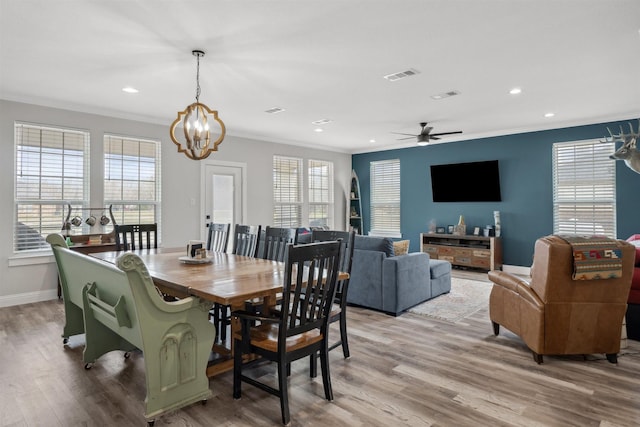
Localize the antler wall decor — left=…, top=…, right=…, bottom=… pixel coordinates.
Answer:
left=603, top=120, right=640, bottom=174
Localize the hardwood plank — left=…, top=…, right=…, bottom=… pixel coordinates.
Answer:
left=1, top=270, right=639, bottom=426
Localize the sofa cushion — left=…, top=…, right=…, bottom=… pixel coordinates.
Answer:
left=429, top=259, right=452, bottom=279
left=354, top=235, right=394, bottom=257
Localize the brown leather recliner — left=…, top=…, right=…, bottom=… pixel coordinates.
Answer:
left=488, top=235, right=635, bottom=364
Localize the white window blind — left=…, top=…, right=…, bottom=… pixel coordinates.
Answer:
left=553, top=139, right=616, bottom=237
left=308, top=159, right=334, bottom=228
left=273, top=156, right=303, bottom=227
left=104, top=135, right=161, bottom=241
left=14, top=123, right=90, bottom=252
left=370, top=159, right=401, bottom=237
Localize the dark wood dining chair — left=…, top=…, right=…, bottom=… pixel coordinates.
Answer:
left=309, top=229, right=355, bottom=376
left=213, top=224, right=262, bottom=344
left=259, top=226, right=298, bottom=262
left=114, top=223, right=158, bottom=251
left=232, top=224, right=261, bottom=257
left=206, top=222, right=230, bottom=253
left=232, top=241, right=341, bottom=425
left=246, top=226, right=298, bottom=319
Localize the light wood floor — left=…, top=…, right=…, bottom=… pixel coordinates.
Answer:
left=1, top=270, right=639, bottom=426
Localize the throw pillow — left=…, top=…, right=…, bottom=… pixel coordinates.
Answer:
left=393, top=240, right=410, bottom=256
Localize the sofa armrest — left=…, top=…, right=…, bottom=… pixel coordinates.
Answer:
left=382, top=252, right=431, bottom=315
left=347, top=249, right=385, bottom=309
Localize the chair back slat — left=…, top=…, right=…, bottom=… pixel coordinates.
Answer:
left=206, top=223, right=230, bottom=252
left=261, top=226, right=298, bottom=262
left=232, top=225, right=261, bottom=257
left=115, top=224, right=158, bottom=251
left=280, top=241, right=341, bottom=340
left=311, top=230, right=355, bottom=304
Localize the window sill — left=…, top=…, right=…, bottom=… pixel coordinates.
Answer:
left=8, top=251, right=54, bottom=267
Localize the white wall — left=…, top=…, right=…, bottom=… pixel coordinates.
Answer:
left=0, top=100, right=351, bottom=306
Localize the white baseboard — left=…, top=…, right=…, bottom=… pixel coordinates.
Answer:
left=502, top=264, right=531, bottom=276
left=0, top=289, right=58, bottom=308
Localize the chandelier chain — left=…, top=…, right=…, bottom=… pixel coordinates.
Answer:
left=195, top=54, right=201, bottom=103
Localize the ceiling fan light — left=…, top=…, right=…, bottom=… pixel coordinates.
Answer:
left=417, top=134, right=430, bottom=144
left=417, top=141, right=429, bottom=146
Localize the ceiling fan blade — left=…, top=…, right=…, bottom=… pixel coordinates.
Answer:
left=396, top=136, right=416, bottom=140
left=430, top=136, right=440, bottom=140
left=421, top=126, right=433, bottom=135
left=391, top=132, right=419, bottom=137
left=430, top=131, right=463, bottom=137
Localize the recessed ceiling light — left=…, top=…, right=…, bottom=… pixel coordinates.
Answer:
left=314, top=128, right=323, bottom=133
left=369, top=139, right=376, bottom=143
left=544, top=112, right=555, bottom=118
left=509, top=87, right=522, bottom=95
left=122, top=86, right=139, bottom=93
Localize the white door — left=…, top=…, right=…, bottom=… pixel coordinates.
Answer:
left=202, top=162, right=246, bottom=246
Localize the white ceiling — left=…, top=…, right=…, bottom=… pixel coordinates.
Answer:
left=2, top=0, right=639, bottom=154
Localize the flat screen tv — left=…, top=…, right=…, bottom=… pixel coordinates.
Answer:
left=430, top=160, right=502, bottom=202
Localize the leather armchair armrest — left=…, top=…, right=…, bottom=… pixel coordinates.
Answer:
left=488, top=270, right=542, bottom=308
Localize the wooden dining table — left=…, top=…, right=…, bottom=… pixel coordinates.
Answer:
left=89, top=247, right=347, bottom=378
left=90, top=247, right=287, bottom=377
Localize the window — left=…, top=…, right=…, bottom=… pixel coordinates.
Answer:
left=553, top=139, right=616, bottom=237
left=14, top=123, right=90, bottom=252
left=308, top=159, right=334, bottom=228
left=273, top=156, right=302, bottom=227
left=104, top=135, right=161, bottom=238
left=370, top=159, right=401, bottom=237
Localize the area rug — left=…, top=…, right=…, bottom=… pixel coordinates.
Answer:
left=408, top=277, right=493, bottom=322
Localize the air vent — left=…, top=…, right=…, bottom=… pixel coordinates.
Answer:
left=383, top=68, right=421, bottom=82
left=265, top=107, right=285, bottom=114
left=311, top=119, right=332, bottom=125
left=431, top=90, right=460, bottom=100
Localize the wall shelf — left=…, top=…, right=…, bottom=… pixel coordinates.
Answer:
left=348, top=170, right=363, bottom=235
left=61, top=204, right=118, bottom=243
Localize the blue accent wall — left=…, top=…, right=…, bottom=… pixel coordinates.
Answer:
left=352, top=119, right=640, bottom=267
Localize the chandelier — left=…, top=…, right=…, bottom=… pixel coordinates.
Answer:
left=170, top=50, right=226, bottom=160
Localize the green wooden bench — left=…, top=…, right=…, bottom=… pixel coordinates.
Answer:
left=47, top=234, right=216, bottom=424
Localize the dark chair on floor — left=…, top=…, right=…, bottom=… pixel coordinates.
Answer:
left=206, top=222, right=230, bottom=253
left=206, top=222, right=231, bottom=338
left=259, top=226, right=298, bottom=261
left=248, top=226, right=298, bottom=317
left=309, top=229, right=355, bottom=376
left=232, top=224, right=262, bottom=257
left=214, top=224, right=262, bottom=343
left=232, top=241, right=341, bottom=425
left=114, top=223, right=158, bottom=251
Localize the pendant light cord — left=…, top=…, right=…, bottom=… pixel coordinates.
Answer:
left=195, top=54, right=201, bottom=103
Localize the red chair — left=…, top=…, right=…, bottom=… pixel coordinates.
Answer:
left=626, top=235, right=640, bottom=340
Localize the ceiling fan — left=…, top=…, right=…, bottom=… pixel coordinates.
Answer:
left=392, top=122, right=463, bottom=146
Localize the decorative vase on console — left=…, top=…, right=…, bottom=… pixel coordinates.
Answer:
left=454, top=215, right=466, bottom=235
left=494, top=211, right=501, bottom=237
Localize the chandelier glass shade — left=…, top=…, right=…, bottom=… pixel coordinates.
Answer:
left=170, top=50, right=226, bottom=160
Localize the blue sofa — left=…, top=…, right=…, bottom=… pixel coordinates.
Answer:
left=347, top=235, right=451, bottom=316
